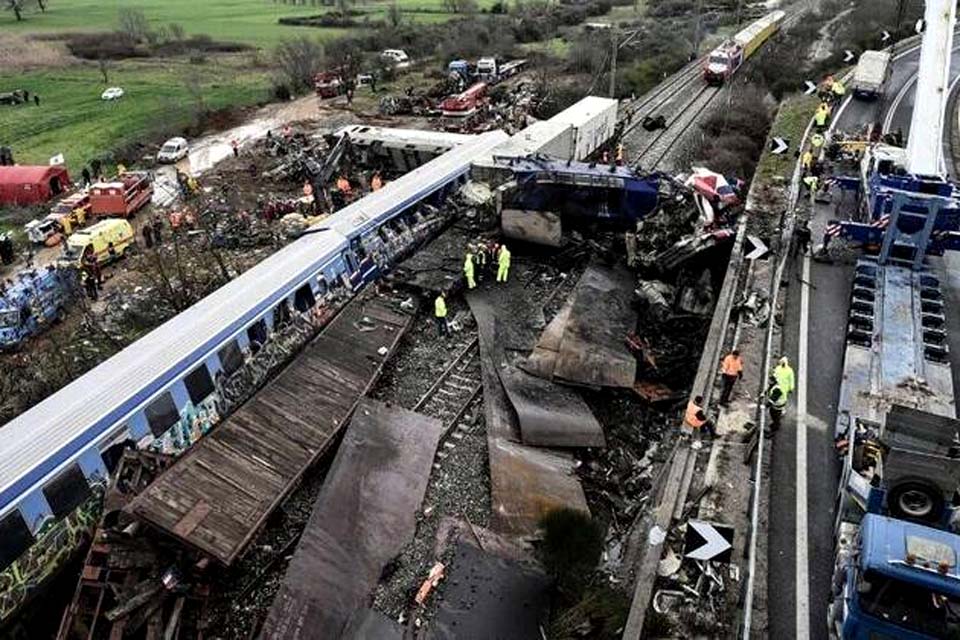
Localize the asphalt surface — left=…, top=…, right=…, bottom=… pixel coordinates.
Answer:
left=767, top=39, right=960, bottom=640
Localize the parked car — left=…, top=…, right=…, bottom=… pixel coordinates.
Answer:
left=101, top=87, right=125, bottom=101
left=380, top=49, right=411, bottom=69
left=157, top=137, right=189, bottom=163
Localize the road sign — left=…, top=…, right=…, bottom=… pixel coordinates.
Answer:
left=745, top=235, right=769, bottom=261
left=844, top=50, right=856, bottom=63
left=685, top=520, right=734, bottom=562
left=770, top=137, right=789, bottom=155
left=803, top=80, right=817, bottom=95
left=881, top=30, right=891, bottom=42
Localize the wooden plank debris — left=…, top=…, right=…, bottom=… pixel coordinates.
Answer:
left=127, top=294, right=413, bottom=566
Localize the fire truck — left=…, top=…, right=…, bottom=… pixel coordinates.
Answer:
left=439, top=82, right=488, bottom=118
left=89, top=172, right=153, bottom=218
left=314, top=72, right=344, bottom=99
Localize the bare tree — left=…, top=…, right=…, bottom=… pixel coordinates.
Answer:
left=168, top=22, right=185, bottom=41
left=274, top=36, right=325, bottom=93
left=117, top=7, right=149, bottom=43
left=5, top=0, right=25, bottom=21
left=386, top=1, right=402, bottom=27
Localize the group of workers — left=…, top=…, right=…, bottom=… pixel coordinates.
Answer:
left=683, top=350, right=797, bottom=441
left=434, top=242, right=512, bottom=337
left=463, top=241, right=511, bottom=290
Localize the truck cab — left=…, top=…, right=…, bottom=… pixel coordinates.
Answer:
left=476, top=57, right=499, bottom=81
left=0, top=268, right=72, bottom=350
left=830, top=514, right=960, bottom=639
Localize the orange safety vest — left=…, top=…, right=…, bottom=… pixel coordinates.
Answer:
left=684, top=400, right=706, bottom=429
left=721, top=354, right=743, bottom=377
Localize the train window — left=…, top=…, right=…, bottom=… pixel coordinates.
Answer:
left=184, top=364, right=215, bottom=404
left=218, top=340, right=243, bottom=376
left=247, top=318, right=268, bottom=354
left=316, top=277, right=329, bottom=296
left=0, top=510, right=33, bottom=571
left=145, top=392, right=179, bottom=437
left=42, top=463, right=92, bottom=519
left=101, top=439, right=135, bottom=474
left=294, top=284, right=316, bottom=312
left=273, top=300, right=292, bottom=328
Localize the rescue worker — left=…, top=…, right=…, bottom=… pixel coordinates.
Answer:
left=615, top=143, right=625, bottom=166
left=107, top=242, right=118, bottom=263
left=231, top=138, right=239, bottom=158
left=434, top=292, right=448, bottom=337
left=684, top=395, right=716, bottom=439
left=475, top=241, right=488, bottom=276
left=370, top=172, right=383, bottom=191
left=464, top=247, right=476, bottom=290
left=801, top=149, right=814, bottom=175
left=774, top=356, right=796, bottom=398
left=116, top=163, right=127, bottom=176
left=814, top=103, right=830, bottom=129
left=142, top=222, right=154, bottom=249
left=152, top=215, right=164, bottom=246
left=795, top=219, right=812, bottom=256
left=766, top=383, right=787, bottom=436
left=497, top=243, right=511, bottom=283
left=83, top=271, right=98, bottom=301
left=803, top=174, right=820, bottom=193
left=810, top=132, right=825, bottom=150
left=81, top=166, right=92, bottom=187
left=719, top=349, right=743, bottom=405
left=831, top=78, right=846, bottom=101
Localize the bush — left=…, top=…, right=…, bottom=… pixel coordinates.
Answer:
left=539, top=508, right=603, bottom=596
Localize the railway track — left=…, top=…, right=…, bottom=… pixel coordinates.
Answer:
left=412, top=337, right=482, bottom=463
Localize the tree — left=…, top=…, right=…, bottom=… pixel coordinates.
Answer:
left=274, top=36, right=326, bottom=93
left=5, top=0, right=24, bottom=21
left=117, top=7, right=149, bottom=43
left=168, top=22, right=185, bottom=41
left=335, top=0, right=352, bottom=17
left=386, top=1, right=402, bottom=27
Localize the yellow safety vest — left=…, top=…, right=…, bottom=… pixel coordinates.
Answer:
left=774, top=364, right=795, bottom=395
left=499, top=247, right=511, bottom=266
left=435, top=296, right=447, bottom=318
left=464, top=254, right=475, bottom=276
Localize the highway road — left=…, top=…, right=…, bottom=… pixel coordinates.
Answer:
left=767, top=39, right=960, bottom=640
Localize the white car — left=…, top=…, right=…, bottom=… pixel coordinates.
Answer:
left=101, top=87, right=125, bottom=101
left=380, top=49, right=411, bottom=69
left=157, top=137, right=189, bottom=163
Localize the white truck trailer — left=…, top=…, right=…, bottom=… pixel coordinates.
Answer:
left=852, top=50, right=891, bottom=99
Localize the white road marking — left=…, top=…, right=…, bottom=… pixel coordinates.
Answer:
left=884, top=74, right=918, bottom=134
left=796, top=253, right=811, bottom=640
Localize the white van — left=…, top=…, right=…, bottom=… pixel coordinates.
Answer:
left=380, top=49, right=411, bottom=69
left=157, top=137, right=189, bottom=163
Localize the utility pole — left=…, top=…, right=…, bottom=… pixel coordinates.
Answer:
left=609, top=26, right=618, bottom=98
left=692, top=0, right=704, bottom=59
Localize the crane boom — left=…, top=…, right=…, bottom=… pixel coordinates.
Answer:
left=906, top=0, right=956, bottom=176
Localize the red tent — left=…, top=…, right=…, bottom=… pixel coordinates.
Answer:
left=0, top=165, right=71, bottom=207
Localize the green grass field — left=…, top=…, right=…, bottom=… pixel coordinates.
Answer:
left=1, top=0, right=499, bottom=48
left=0, top=58, right=271, bottom=173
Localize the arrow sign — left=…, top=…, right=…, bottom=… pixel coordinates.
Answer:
left=770, top=137, right=789, bottom=155
left=803, top=80, right=817, bottom=95
left=745, top=235, right=769, bottom=261
left=844, top=50, right=855, bottom=63
left=881, top=30, right=891, bottom=42
left=685, top=520, right=734, bottom=562
left=916, top=19, right=925, bottom=34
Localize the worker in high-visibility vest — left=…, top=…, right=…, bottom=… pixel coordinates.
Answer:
left=774, top=356, right=795, bottom=397
left=831, top=79, right=846, bottom=100
left=719, top=349, right=743, bottom=405
left=801, top=150, right=814, bottom=176
left=766, top=383, right=788, bottom=436
left=464, top=248, right=476, bottom=290
left=497, top=244, right=511, bottom=283
left=684, top=395, right=716, bottom=438
left=803, top=174, right=820, bottom=193
left=434, top=292, right=448, bottom=337
left=814, top=103, right=830, bottom=129
left=810, top=132, right=825, bottom=149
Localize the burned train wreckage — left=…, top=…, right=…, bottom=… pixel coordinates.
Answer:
left=0, top=97, right=746, bottom=638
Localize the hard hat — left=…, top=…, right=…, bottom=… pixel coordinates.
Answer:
left=779, top=357, right=789, bottom=366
